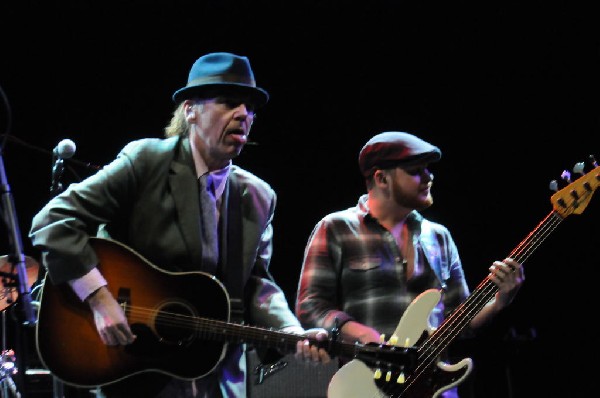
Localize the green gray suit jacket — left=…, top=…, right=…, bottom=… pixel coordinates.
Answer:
left=29, top=135, right=300, bottom=395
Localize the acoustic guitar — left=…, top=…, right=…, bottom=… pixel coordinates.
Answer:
left=35, top=237, right=418, bottom=388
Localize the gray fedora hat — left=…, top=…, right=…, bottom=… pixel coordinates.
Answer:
left=172, top=52, right=269, bottom=107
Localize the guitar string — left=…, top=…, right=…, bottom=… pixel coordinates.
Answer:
left=121, top=308, right=407, bottom=366
left=124, top=308, right=305, bottom=348
left=117, top=211, right=563, bottom=398
left=406, top=212, right=561, bottom=390
left=353, top=171, right=597, bottom=397
left=396, top=210, right=564, bottom=397
left=106, top=173, right=595, bottom=398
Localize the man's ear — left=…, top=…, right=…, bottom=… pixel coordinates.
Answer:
left=374, top=170, right=387, bottom=185
left=184, top=101, right=196, bottom=121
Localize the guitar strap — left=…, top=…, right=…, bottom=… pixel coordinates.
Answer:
left=218, top=171, right=245, bottom=324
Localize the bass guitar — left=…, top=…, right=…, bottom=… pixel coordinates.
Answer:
left=328, top=160, right=599, bottom=398
left=35, top=237, right=418, bottom=388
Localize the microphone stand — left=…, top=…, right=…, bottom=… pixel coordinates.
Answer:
left=0, top=152, right=35, bottom=398
left=47, top=155, right=66, bottom=398
left=49, top=155, right=65, bottom=196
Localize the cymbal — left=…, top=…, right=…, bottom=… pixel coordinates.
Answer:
left=0, top=255, right=40, bottom=311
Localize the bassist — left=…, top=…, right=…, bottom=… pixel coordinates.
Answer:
left=296, top=131, right=524, bottom=398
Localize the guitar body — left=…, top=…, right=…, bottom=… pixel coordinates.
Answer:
left=35, top=238, right=231, bottom=387
left=328, top=289, right=473, bottom=398
left=35, top=238, right=421, bottom=391
left=328, top=358, right=472, bottom=398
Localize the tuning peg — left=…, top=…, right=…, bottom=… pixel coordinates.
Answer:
left=385, top=370, right=392, bottom=382
left=396, top=372, right=406, bottom=384
left=561, top=170, right=572, bottom=183
left=573, top=162, right=585, bottom=176
left=549, top=177, right=570, bottom=192
left=388, top=335, right=398, bottom=346
left=373, top=368, right=382, bottom=379
left=379, top=334, right=386, bottom=344
left=590, top=155, right=598, bottom=167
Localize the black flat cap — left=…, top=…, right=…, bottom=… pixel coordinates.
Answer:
left=358, top=131, right=442, bottom=177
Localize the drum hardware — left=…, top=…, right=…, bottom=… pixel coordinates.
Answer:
left=0, top=256, right=40, bottom=398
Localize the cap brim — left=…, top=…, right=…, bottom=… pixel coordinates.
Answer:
left=362, top=151, right=442, bottom=177
left=172, top=83, right=269, bottom=108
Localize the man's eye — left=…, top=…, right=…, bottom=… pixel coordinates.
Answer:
left=405, top=167, right=426, bottom=176
left=218, top=98, right=255, bottom=112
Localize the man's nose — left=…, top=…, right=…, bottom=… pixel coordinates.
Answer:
left=233, top=104, right=255, bottom=121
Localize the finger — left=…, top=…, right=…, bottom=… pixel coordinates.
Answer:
left=310, top=344, right=320, bottom=362
left=101, top=330, right=117, bottom=346
left=116, top=324, right=136, bottom=344
left=303, top=340, right=311, bottom=359
left=319, top=348, right=331, bottom=363
left=113, top=326, right=134, bottom=345
left=490, top=261, right=511, bottom=279
left=295, top=340, right=304, bottom=361
left=297, top=340, right=311, bottom=362
left=503, top=260, right=526, bottom=282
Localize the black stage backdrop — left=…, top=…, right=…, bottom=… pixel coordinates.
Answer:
left=0, top=2, right=598, bottom=397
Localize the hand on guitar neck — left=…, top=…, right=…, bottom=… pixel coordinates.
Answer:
left=280, top=325, right=332, bottom=363
left=339, top=321, right=382, bottom=345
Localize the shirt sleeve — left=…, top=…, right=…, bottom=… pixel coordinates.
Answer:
left=67, top=267, right=108, bottom=301
left=296, top=219, right=354, bottom=331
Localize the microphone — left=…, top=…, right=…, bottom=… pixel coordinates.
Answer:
left=53, top=138, right=77, bottom=160
left=50, top=139, right=76, bottom=195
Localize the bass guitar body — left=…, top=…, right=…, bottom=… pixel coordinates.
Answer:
left=328, top=289, right=473, bottom=398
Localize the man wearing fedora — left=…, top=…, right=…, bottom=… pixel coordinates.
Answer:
left=30, top=52, right=330, bottom=398
left=296, top=131, right=525, bottom=397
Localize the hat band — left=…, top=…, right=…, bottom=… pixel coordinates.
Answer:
left=187, top=74, right=256, bottom=88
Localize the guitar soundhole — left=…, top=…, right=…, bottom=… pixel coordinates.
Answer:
left=152, top=300, right=197, bottom=346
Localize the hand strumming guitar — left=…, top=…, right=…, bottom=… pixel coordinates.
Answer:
left=86, top=286, right=136, bottom=346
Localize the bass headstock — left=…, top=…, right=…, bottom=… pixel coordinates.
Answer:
left=550, top=155, right=599, bottom=218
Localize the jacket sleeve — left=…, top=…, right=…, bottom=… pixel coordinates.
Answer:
left=28, top=142, right=142, bottom=285
left=243, top=186, right=301, bottom=331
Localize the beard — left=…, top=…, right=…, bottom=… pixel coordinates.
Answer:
left=392, top=185, right=434, bottom=211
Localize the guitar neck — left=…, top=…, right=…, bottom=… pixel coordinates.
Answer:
left=424, top=209, right=565, bottom=359
left=194, top=317, right=416, bottom=367
left=194, top=317, right=307, bottom=353
left=433, top=164, right=600, bottom=352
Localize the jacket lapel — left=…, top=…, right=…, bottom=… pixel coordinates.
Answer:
left=169, top=139, right=203, bottom=266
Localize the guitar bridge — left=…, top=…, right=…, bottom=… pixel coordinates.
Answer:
left=117, top=287, right=131, bottom=315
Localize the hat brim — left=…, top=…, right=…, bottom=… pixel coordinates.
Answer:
left=362, top=151, right=442, bottom=177
left=172, top=83, right=269, bottom=108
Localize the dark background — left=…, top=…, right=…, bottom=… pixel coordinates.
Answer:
left=1, top=1, right=599, bottom=397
